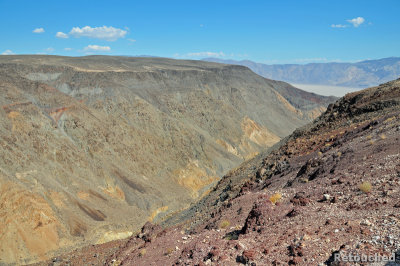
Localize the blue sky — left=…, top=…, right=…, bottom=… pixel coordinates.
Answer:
left=0, top=0, right=399, bottom=64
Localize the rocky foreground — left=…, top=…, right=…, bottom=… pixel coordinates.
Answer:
left=38, top=80, right=400, bottom=265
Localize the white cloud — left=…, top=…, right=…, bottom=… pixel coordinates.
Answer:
left=128, top=38, right=136, bottom=42
left=64, top=48, right=72, bottom=51
left=331, top=24, right=348, bottom=28
left=347, top=17, right=365, bottom=27
left=331, top=17, right=367, bottom=29
left=33, top=28, right=45, bottom=33
left=36, top=47, right=55, bottom=55
left=83, top=45, right=111, bottom=52
left=294, top=57, right=329, bottom=63
left=186, top=51, right=226, bottom=57
left=2, top=49, right=15, bottom=55
left=69, top=26, right=127, bottom=41
left=174, top=51, right=248, bottom=59
left=56, top=32, right=69, bottom=38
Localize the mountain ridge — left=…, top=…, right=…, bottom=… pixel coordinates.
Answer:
left=203, top=57, right=400, bottom=89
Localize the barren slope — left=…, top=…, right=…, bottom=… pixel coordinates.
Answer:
left=52, top=78, right=400, bottom=265
left=0, top=55, right=334, bottom=264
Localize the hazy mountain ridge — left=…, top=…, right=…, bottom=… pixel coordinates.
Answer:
left=204, top=57, right=400, bottom=88
left=0, top=55, right=334, bottom=264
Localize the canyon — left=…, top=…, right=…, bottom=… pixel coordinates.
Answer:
left=0, top=55, right=335, bottom=264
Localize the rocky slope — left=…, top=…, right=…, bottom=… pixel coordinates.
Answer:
left=0, top=55, right=334, bottom=264
left=46, top=78, right=400, bottom=265
left=204, top=57, right=400, bottom=89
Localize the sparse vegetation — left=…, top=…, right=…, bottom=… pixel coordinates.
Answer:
left=269, top=193, right=282, bottom=204
left=111, top=259, right=121, bottom=266
left=219, top=220, right=231, bottom=229
left=165, top=247, right=174, bottom=256
left=359, top=181, right=372, bottom=193
left=384, top=116, right=395, bottom=123
left=299, top=178, right=309, bottom=183
left=380, top=134, right=386, bottom=140
left=224, top=234, right=234, bottom=240
left=138, top=248, right=147, bottom=257
left=224, top=232, right=239, bottom=240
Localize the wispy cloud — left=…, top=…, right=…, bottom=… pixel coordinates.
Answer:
left=186, top=51, right=226, bottom=57
left=347, top=17, right=365, bottom=27
left=33, top=28, right=45, bottom=33
left=263, top=57, right=344, bottom=64
left=331, top=24, right=348, bottom=28
left=1, top=49, right=15, bottom=55
left=174, top=51, right=249, bottom=60
left=64, top=48, right=72, bottom=51
left=332, top=17, right=366, bottom=29
left=56, top=32, right=69, bottom=39
left=294, top=57, right=329, bottom=63
left=83, top=45, right=111, bottom=52
left=69, top=26, right=127, bottom=41
left=36, top=47, right=55, bottom=55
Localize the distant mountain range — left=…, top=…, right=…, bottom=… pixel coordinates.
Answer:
left=203, top=57, right=400, bottom=89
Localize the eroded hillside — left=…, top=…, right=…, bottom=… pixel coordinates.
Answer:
left=48, top=78, right=400, bottom=265
left=0, top=55, right=334, bottom=264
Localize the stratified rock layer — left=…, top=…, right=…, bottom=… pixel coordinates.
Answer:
left=58, top=78, right=400, bottom=266
left=0, top=55, right=333, bottom=264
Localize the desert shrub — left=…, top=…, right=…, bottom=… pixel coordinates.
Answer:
left=224, top=231, right=239, bottom=240
left=139, top=248, right=146, bottom=257
left=219, top=220, right=231, bottom=229
left=384, top=116, right=395, bottom=123
left=380, top=134, right=386, bottom=140
left=165, top=247, right=174, bottom=256
left=359, top=181, right=372, bottom=193
left=299, top=178, right=309, bottom=183
left=111, top=260, right=121, bottom=266
left=269, top=193, right=282, bottom=204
